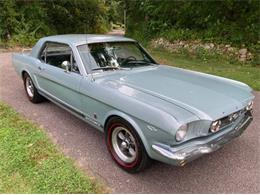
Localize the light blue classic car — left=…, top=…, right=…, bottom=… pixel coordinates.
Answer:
left=12, top=34, right=254, bottom=173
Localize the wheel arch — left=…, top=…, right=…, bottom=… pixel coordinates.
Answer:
left=21, top=69, right=32, bottom=79
left=21, top=69, right=39, bottom=89
left=21, top=70, right=28, bottom=79
left=103, top=110, right=151, bottom=157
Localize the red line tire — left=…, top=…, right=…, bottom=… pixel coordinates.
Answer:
left=105, top=116, right=151, bottom=173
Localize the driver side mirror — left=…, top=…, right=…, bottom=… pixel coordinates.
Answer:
left=61, top=61, right=71, bottom=72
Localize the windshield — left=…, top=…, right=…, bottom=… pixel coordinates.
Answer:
left=77, top=42, right=157, bottom=71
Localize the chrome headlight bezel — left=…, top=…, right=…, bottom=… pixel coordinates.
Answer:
left=210, top=120, right=222, bottom=133
left=175, top=124, right=188, bottom=142
left=246, top=101, right=253, bottom=111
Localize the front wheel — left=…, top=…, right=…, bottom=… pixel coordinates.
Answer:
left=23, top=73, right=45, bottom=103
left=105, top=117, right=151, bottom=173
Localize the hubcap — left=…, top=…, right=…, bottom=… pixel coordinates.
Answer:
left=25, top=77, right=34, bottom=98
left=111, top=127, right=137, bottom=163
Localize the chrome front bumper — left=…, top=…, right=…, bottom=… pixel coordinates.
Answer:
left=152, top=111, right=253, bottom=166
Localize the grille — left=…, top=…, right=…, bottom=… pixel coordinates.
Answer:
left=208, top=108, right=247, bottom=134
left=219, top=115, right=232, bottom=129
left=219, top=108, right=246, bottom=129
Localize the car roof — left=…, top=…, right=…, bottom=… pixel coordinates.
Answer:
left=40, top=34, right=136, bottom=45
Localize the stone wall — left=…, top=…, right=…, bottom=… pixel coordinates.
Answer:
left=150, top=38, right=253, bottom=62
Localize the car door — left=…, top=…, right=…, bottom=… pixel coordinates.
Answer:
left=35, top=42, right=83, bottom=114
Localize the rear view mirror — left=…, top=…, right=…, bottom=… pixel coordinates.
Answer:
left=61, top=61, right=71, bottom=72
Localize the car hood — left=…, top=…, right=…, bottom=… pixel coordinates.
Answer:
left=97, top=65, right=254, bottom=120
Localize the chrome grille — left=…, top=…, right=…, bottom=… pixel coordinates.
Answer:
left=219, top=115, right=232, bottom=129
left=210, top=108, right=247, bottom=133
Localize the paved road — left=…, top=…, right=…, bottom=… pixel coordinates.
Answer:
left=0, top=52, right=259, bottom=193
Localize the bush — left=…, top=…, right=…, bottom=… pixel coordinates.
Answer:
left=0, top=0, right=112, bottom=47
left=126, top=0, right=259, bottom=46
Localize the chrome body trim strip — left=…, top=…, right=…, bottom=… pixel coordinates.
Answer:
left=38, top=89, right=103, bottom=129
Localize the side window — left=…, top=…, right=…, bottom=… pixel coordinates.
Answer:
left=40, top=42, right=80, bottom=73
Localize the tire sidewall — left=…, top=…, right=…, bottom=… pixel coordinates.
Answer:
left=23, top=73, right=35, bottom=101
left=105, top=117, right=145, bottom=172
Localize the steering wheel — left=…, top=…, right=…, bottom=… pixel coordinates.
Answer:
left=120, top=56, right=137, bottom=67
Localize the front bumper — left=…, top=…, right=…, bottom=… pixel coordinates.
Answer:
left=152, top=111, right=253, bottom=166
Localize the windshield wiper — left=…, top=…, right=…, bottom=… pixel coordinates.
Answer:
left=121, top=60, right=156, bottom=68
left=127, top=60, right=151, bottom=64
left=92, top=66, right=120, bottom=71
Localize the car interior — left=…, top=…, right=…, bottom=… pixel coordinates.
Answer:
left=40, top=43, right=79, bottom=73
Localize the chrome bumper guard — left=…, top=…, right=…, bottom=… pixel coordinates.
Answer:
left=152, top=111, right=253, bottom=166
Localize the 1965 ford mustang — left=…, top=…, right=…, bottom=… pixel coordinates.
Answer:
left=12, top=34, right=254, bottom=173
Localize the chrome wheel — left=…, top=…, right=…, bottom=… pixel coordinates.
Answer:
left=111, top=126, right=137, bottom=163
left=25, top=77, right=34, bottom=98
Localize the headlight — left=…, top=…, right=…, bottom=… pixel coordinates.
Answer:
left=210, top=120, right=222, bottom=133
left=246, top=101, right=253, bottom=111
left=175, top=124, right=188, bottom=142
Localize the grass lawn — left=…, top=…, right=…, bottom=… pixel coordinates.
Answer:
left=150, top=48, right=260, bottom=91
left=0, top=102, right=105, bottom=193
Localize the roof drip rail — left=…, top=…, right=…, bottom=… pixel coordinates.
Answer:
left=22, top=48, right=32, bottom=55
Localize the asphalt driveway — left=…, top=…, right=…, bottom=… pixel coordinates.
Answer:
left=0, top=52, right=259, bottom=193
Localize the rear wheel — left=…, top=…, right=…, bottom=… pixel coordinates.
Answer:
left=105, top=117, right=151, bottom=173
left=23, top=72, right=45, bottom=103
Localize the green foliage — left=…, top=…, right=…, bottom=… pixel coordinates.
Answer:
left=0, top=0, right=116, bottom=47
left=0, top=0, right=52, bottom=44
left=105, top=0, right=124, bottom=25
left=249, top=43, right=260, bottom=66
left=126, top=0, right=260, bottom=46
left=0, top=102, right=104, bottom=193
left=45, top=0, right=109, bottom=34
left=0, top=0, right=19, bottom=40
left=160, top=29, right=199, bottom=42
